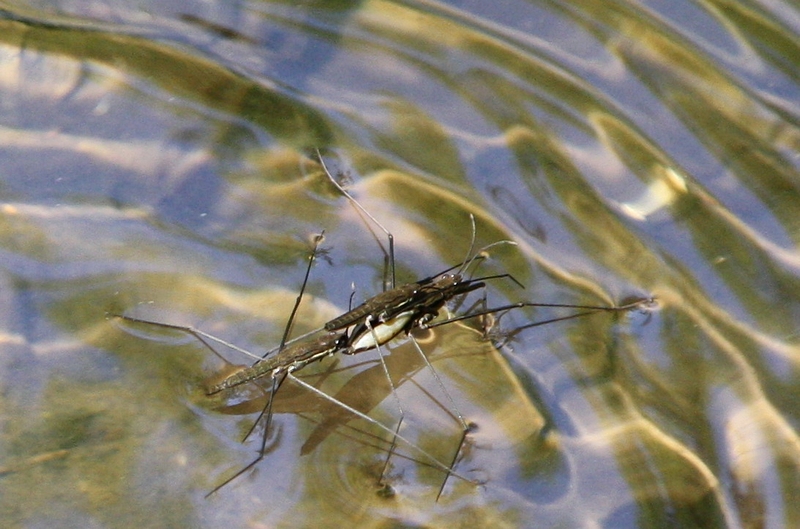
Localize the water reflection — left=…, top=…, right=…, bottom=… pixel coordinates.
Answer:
left=1, top=1, right=798, bottom=528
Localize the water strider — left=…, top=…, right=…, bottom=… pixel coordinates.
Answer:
left=111, top=150, right=653, bottom=500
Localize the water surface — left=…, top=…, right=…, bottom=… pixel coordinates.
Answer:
left=1, top=1, right=798, bottom=528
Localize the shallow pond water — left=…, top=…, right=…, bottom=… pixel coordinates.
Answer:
left=1, top=1, right=798, bottom=528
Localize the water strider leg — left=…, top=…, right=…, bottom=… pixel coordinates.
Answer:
left=284, top=371, right=476, bottom=486
left=108, top=313, right=264, bottom=362
left=404, top=334, right=473, bottom=501
left=426, top=298, right=656, bottom=345
left=205, top=372, right=287, bottom=498
left=207, top=234, right=331, bottom=493
left=403, top=296, right=654, bottom=498
left=316, top=149, right=395, bottom=290
left=240, top=232, right=327, bottom=439
left=272, top=232, right=327, bottom=357
left=361, top=317, right=405, bottom=494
